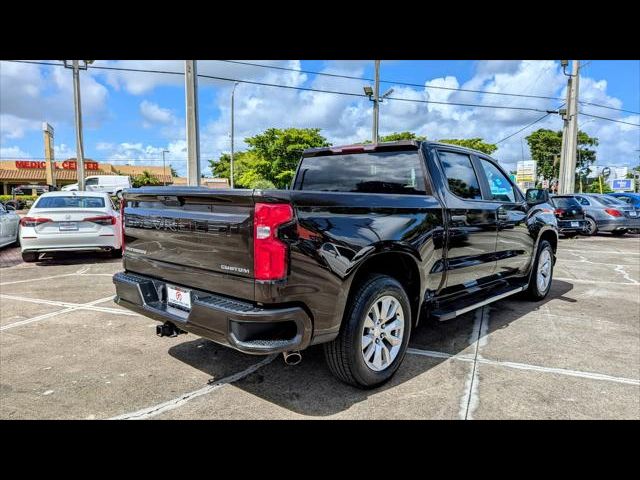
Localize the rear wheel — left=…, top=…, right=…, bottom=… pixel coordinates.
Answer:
left=324, top=275, right=411, bottom=389
left=21, top=251, right=39, bottom=262
left=526, top=240, right=554, bottom=300
left=584, top=217, right=598, bottom=236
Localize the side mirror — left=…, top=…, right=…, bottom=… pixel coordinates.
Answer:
left=525, top=188, right=549, bottom=205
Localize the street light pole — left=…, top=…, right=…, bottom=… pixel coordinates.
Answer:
left=230, top=82, right=239, bottom=189
left=373, top=60, right=380, bottom=143
left=162, top=150, right=169, bottom=186
left=64, top=60, right=92, bottom=191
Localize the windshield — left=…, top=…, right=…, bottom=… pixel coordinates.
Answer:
left=35, top=196, right=105, bottom=209
left=552, top=197, right=580, bottom=208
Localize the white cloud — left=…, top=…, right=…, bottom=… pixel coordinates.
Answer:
left=140, top=100, right=174, bottom=126
left=0, top=60, right=109, bottom=139
left=0, top=145, right=30, bottom=158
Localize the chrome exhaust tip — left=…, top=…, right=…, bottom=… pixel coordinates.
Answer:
left=283, top=350, right=302, bottom=366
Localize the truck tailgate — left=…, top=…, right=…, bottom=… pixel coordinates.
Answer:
left=122, top=187, right=256, bottom=301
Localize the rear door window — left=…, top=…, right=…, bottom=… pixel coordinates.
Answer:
left=437, top=150, right=482, bottom=200
left=293, top=151, right=427, bottom=194
left=575, top=196, right=590, bottom=206
left=552, top=197, right=580, bottom=208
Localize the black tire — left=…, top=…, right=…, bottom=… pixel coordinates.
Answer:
left=21, top=251, right=39, bottom=262
left=525, top=240, right=554, bottom=300
left=611, top=230, right=627, bottom=236
left=12, top=233, right=20, bottom=247
left=584, top=216, right=598, bottom=236
left=323, top=275, right=412, bottom=389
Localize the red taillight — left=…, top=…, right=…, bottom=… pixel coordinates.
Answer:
left=83, top=215, right=117, bottom=225
left=604, top=208, right=623, bottom=217
left=120, top=199, right=126, bottom=252
left=19, top=217, right=52, bottom=227
left=254, top=203, right=293, bottom=280
left=554, top=208, right=565, bottom=216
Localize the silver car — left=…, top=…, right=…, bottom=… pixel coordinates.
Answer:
left=572, top=193, right=640, bottom=236
left=0, top=202, right=20, bottom=248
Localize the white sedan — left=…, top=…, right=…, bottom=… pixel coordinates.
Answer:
left=19, top=191, right=122, bottom=262
left=0, top=202, right=20, bottom=248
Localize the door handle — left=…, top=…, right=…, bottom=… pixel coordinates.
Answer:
left=451, top=214, right=467, bottom=222
left=497, top=208, right=509, bottom=220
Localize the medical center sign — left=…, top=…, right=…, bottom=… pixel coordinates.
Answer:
left=15, top=160, right=99, bottom=170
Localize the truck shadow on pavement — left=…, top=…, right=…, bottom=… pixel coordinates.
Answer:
left=168, top=279, right=574, bottom=417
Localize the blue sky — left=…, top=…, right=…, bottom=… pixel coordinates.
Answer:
left=1, top=60, right=638, bottom=176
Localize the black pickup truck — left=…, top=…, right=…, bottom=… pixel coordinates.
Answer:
left=113, top=140, right=558, bottom=388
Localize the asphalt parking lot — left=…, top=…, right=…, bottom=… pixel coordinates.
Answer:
left=1, top=234, right=639, bottom=420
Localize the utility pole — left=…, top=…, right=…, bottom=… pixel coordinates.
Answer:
left=373, top=60, right=380, bottom=143
left=230, top=82, right=239, bottom=188
left=64, top=60, right=92, bottom=191
left=558, top=60, right=580, bottom=194
left=363, top=61, right=393, bottom=144
left=184, top=60, right=201, bottom=186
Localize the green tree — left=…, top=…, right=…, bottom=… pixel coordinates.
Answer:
left=132, top=170, right=161, bottom=188
left=438, top=138, right=498, bottom=155
left=362, top=131, right=426, bottom=144
left=525, top=128, right=599, bottom=181
left=245, top=128, right=330, bottom=188
left=209, top=151, right=269, bottom=188
left=587, top=180, right=613, bottom=193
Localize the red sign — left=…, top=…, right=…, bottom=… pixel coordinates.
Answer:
left=15, top=160, right=99, bottom=170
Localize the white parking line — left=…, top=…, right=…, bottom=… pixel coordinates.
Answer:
left=110, top=355, right=278, bottom=420
left=553, top=277, right=639, bottom=286
left=407, top=348, right=640, bottom=386
left=0, top=293, right=136, bottom=316
left=562, top=248, right=640, bottom=256
left=0, top=296, right=116, bottom=331
left=0, top=272, right=117, bottom=286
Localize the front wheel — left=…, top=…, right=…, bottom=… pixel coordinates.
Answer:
left=324, top=275, right=411, bottom=389
left=526, top=240, right=554, bottom=300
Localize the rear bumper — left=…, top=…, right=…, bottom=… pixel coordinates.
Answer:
left=112, top=271, right=313, bottom=355
left=596, top=218, right=640, bottom=232
left=21, top=232, right=120, bottom=252
left=557, top=219, right=587, bottom=233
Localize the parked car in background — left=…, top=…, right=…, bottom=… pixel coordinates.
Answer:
left=549, top=195, right=587, bottom=237
left=608, top=192, right=640, bottom=208
left=61, top=175, right=131, bottom=198
left=12, top=184, right=53, bottom=196
left=19, top=191, right=122, bottom=262
left=0, top=202, right=20, bottom=248
left=572, top=193, right=640, bottom=236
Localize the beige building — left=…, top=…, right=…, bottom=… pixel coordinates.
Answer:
left=0, top=158, right=228, bottom=194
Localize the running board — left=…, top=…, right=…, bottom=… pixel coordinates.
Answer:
left=431, top=285, right=526, bottom=321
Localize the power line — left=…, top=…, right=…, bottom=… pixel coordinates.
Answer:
left=579, top=111, right=640, bottom=127
left=218, top=60, right=566, bottom=101
left=6, top=59, right=638, bottom=120
left=578, top=102, right=639, bottom=115
left=493, top=112, right=556, bottom=145
left=2, top=60, right=559, bottom=114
